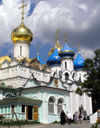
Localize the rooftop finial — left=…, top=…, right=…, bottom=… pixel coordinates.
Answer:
left=19, top=0, right=27, bottom=26
left=77, top=43, right=80, bottom=53
left=54, top=29, right=60, bottom=46
left=56, top=29, right=60, bottom=40
left=37, top=45, right=40, bottom=55
left=64, top=32, right=67, bottom=43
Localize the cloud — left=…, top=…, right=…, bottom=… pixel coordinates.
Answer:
left=0, top=0, right=100, bottom=60
left=78, top=4, right=88, bottom=12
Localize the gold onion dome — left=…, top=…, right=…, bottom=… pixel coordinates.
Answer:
left=48, top=41, right=62, bottom=56
left=11, top=22, right=33, bottom=44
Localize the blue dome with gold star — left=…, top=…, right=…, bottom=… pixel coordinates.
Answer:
left=73, top=52, right=84, bottom=70
left=47, top=48, right=61, bottom=66
left=59, top=43, right=75, bottom=59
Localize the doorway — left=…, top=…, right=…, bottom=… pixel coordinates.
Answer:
left=28, top=106, right=32, bottom=120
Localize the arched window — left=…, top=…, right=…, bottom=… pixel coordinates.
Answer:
left=48, top=97, right=55, bottom=114
left=57, top=98, right=63, bottom=114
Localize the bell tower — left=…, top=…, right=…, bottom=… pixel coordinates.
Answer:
left=11, top=0, right=33, bottom=59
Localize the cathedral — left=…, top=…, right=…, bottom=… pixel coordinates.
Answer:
left=0, top=1, right=92, bottom=124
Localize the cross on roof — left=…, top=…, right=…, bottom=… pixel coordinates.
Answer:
left=56, top=29, right=60, bottom=40
left=64, top=32, right=67, bottom=43
left=37, top=45, right=40, bottom=55
left=19, top=0, right=27, bottom=23
left=77, top=43, right=80, bottom=53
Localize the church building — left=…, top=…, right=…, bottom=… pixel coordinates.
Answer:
left=0, top=1, right=92, bottom=124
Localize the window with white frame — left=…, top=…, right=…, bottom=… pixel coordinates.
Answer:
left=48, top=97, right=54, bottom=114
left=57, top=99, right=63, bottom=114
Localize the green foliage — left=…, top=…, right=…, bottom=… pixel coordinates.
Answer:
left=76, top=49, right=100, bottom=112
left=0, top=119, right=40, bottom=125
left=75, top=87, right=83, bottom=96
left=52, top=120, right=60, bottom=123
left=91, top=123, right=98, bottom=128
left=1, top=83, right=5, bottom=86
left=0, top=115, right=4, bottom=120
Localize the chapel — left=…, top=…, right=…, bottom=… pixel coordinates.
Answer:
left=0, top=0, right=92, bottom=123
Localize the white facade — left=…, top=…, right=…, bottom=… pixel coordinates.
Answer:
left=14, top=41, right=30, bottom=59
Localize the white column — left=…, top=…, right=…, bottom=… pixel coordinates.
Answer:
left=43, top=92, right=48, bottom=123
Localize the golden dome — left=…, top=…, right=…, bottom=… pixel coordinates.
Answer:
left=0, top=56, right=12, bottom=64
left=11, top=22, right=33, bottom=44
left=48, top=41, right=62, bottom=56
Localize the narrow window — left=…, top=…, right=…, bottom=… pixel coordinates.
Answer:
left=48, top=97, right=54, bottom=114
left=22, top=105, right=25, bottom=112
left=65, top=62, right=67, bottom=69
left=57, top=99, right=63, bottom=114
left=11, top=105, right=15, bottom=113
left=20, top=46, right=22, bottom=56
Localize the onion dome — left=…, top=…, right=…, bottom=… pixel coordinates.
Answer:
left=47, top=48, right=61, bottom=66
left=48, top=41, right=62, bottom=56
left=37, top=54, right=44, bottom=66
left=11, top=22, right=33, bottom=44
left=73, top=52, right=84, bottom=70
left=59, top=43, right=75, bottom=59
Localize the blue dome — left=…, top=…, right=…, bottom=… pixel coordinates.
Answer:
left=73, top=53, right=84, bottom=70
left=37, top=55, right=44, bottom=65
left=47, top=48, right=61, bottom=66
left=59, top=43, right=75, bottom=59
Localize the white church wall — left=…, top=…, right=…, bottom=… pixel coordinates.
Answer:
left=14, top=42, right=29, bottom=59
left=49, top=65, right=61, bottom=76
left=10, top=59, right=19, bottom=66
left=1, top=61, right=9, bottom=68
left=61, top=59, right=74, bottom=72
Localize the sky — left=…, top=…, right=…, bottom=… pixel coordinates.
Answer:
left=0, top=0, right=100, bottom=63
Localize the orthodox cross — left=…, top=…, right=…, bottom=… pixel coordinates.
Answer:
left=37, top=45, right=40, bottom=55
left=64, top=32, right=67, bottom=43
left=77, top=43, right=80, bottom=53
left=19, top=0, right=27, bottom=23
left=56, top=29, right=60, bottom=40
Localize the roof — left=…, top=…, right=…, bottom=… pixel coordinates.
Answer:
left=0, top=84, right=19, bottom=91
left=73, top=52, right=84, bottom=70
left=59, top=43, right=75, bottom=58
left=47, top=48, right=61, bottom=66
left=37, top=55, right=44, bottom=65
left=0, top=95, right=42, bottom=105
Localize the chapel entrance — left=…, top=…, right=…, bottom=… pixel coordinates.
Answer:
left=26, top=106, right=33, bottom=120
left=26, top=105, right=38, bottom=120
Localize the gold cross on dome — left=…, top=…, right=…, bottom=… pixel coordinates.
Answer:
left=19, top=0, right=27, bottom=23
left=37, top=45, right=40, bottom=55
left=64, top=32, right=67, bottom=43
left=56, top=29, right=60, bottom=40
left=77, top=43, right=80, bottom=53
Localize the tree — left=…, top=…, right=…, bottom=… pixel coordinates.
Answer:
left=76, top=49, right=100, bottom=112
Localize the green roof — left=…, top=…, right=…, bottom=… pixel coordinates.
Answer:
left=0, top=95, right=42, bottom=105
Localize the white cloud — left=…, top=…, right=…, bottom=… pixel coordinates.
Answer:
left=80, top=48, right=94, bottom=59
left=78, top=4, right=88, bottom=12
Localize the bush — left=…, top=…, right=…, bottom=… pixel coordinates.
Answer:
left=91, top=123, right=98, bottom=128
left=52, top=120, right=60, bottom=123
left=0, top=119, right=40, bottom=125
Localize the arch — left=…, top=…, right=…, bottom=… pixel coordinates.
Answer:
left=58, top=98, right=64, bottom=104
left=48, top=96, right=56, bottom=103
